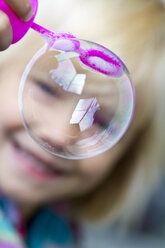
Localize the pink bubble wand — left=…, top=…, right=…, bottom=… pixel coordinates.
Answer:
left=0, top=0, right=123, bottom=77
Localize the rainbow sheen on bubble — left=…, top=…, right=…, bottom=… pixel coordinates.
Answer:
left=19, top=36, right=135, bottom=159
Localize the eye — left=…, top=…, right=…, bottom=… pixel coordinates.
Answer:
left=35, top=80, right=59, bottom=97
left=94, top=112, right=109, bottom=129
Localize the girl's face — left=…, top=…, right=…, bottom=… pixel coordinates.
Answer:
left=0, top=44, right=133, bottom=205
left=0, top=0, right=154, bottom=204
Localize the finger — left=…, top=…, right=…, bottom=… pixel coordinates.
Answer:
left=4, top=0, right=33, bottom=21
left=0, top=10, right=13, bottom=51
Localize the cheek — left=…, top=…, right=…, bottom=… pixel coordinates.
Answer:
left=77, top=127, right=136, bottom=187
left=0, top=72, right=22, bottom=134
left=78, top=151, right=116, bottom=180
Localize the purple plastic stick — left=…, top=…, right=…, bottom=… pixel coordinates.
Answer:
left=31, top=22, right=76, bottom=40
left=31, top=23, right=123, bottom=77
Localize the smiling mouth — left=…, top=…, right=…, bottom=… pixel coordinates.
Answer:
left=10, top=139, right=71, bottom=181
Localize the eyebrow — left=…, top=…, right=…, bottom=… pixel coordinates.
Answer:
left=83, top=79, right=119, bottom=103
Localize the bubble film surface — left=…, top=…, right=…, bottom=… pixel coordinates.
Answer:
left=19, top=36, right=135, bottom=159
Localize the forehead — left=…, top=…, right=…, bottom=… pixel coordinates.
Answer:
left=0, top=32, right=44, bottom=67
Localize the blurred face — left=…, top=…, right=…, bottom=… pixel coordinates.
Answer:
left=0, top=44, right=133, bottom=205
left=0, top=1, right=154, bottom=206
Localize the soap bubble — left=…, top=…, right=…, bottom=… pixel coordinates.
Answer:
left=18, top=37, right=135, bottom=159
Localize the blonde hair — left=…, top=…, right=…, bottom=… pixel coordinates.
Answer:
left=71, top=0, right=165, bottom=227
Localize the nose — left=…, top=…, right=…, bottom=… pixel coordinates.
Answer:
left=30, top=98, right=81, bottom=148
left=40, top=122, right=80, bottom=147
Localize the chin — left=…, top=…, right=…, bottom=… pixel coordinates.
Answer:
left=0, top=180, right=42, bottom=205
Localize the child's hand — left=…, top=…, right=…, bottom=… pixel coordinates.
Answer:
left=0, top=0, right=33, bottom=51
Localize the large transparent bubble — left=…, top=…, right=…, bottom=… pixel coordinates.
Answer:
left=19, top=37, right=135, bottom=159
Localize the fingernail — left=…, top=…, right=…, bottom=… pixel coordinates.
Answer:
left=23, top=7, right=33, bottom=22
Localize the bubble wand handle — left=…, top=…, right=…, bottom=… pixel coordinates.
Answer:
left=31, top=22, right=76, bottom=40
left=31, top=21, right=123, bottom=77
